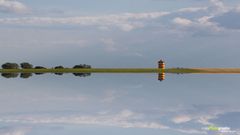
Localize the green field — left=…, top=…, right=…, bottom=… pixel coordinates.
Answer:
left=1, top=68, right=240, bottom=74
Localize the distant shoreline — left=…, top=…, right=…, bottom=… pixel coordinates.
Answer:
left=1, top=68, right=240, bottom=74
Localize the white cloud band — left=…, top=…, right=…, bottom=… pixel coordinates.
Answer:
left=0, top=0, right=28, bottom=13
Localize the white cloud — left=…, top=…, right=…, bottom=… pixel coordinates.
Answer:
left=0, top=0, right=238, bottom=33
left=172, top=0, right=240, bottom=32
left=0, top=0, right=238, bottom=35
left=172, top=16, right=222, bottom=33
left=171, top=112, right=219, bottom=126
left=210, top=0, right=225, bottom=8
left=196, top=16, right=222, bottom=31
left=178, top=7, right=208, bottom=12
left=0, top=12, right=169, bottom=31
left=209, top=0, right=228, bottom=14
left=175, top=129, right=207, bottom=134
left=173, top=17, right=192, bottom=26
left=197, top=16, right=213, bottom=26
left=237, top=5, right=240, bottom=12
left=197, top=115, right=216, bottom=125
left=0, top=0, right=28, bottom=13
left=0, top=127, right=30, bottom=135
left=172, top=115, right=192, bottom=124
left=0, top=110, right=169, bottom=130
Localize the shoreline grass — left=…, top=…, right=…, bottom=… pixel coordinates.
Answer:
left=0, top=68, right=164, bottom=73
left=1, top=68, right=240, bottom=74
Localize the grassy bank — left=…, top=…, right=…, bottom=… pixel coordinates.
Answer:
left=0, top=68, right=200, bottom=74
left=1, top=68, right=240, bottom=74
left=190, top=68, right=240, bottom=73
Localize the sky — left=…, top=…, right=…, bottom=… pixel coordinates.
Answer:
left=0, top=0, right=240, bottom=68
left=0, top=0, right=240, bottom=135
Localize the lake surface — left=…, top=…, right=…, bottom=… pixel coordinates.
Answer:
left=0, top=73, right=239, bottom=135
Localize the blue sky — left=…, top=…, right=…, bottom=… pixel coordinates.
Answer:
left=0, top=0, right=240, bottom=135
left=0, top=0, right=240, bottom=69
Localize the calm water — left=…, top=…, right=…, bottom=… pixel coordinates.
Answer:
left=0, top=73, right=239, bottom=135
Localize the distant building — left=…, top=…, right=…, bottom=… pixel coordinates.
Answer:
left=158, top=60, right=165, bottom=81
left=158, top=60, right=165, bottom=69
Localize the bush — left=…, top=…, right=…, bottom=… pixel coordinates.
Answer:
left=54, top=66, right=64, bottom=69
left=72, top=64, right=91, bottom=77
left=20, top=62, right=33, bottom=69
left=54, top=66, right=64, bottom=75
left=73, top=65, right=84, bottom=68
left=2, top=63, right=19, bottom=69
left=73, top=64, right=91, bottom=69
left=34, top=66, right=46, bottom=69
left=34, top=66, right=46, bottom=75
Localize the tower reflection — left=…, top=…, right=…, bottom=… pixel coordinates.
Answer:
left=158, top=73, right=165, bottom=81
left=158, top=60, right=165, bottom=81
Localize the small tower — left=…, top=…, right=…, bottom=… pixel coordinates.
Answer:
left=158, top=60, right=165, bottom=81
left=158, top=60, right=165, bottom=69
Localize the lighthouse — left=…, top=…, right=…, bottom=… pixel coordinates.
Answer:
left=158, top=60, right=165, bottom=69
left=158, top=60, right=165, bottom=81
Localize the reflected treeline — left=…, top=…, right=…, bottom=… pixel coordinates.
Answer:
left=1, top=72, right=91, bottom=79
left=73, top=73, right=91, bottom=77
left=1, top=73, right=33, bottom=79
left=1, top=62, right=92, bottom=79
left=1, top=73, right=19, bottom=78
left=20, top=73, right=32, bottom=78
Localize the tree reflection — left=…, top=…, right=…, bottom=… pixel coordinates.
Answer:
left=1, top=73, right=19, bottom=78
left=35, top=73, right=45, bottom=75
left=73, top=73, right=91, bottom=77
left=158, top=73, right=165, bottom=81
left=55, top=73, right=63, bottom=75
left=1, top=63, right=93, bottom=79
left=1, top=72, right=92, bottom=79
left=20, top=73, right=32, bottom=79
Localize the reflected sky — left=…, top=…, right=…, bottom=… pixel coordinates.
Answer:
left=1, top=0, right=240, bottom=134
left=0, top=73, right=240, bottom=135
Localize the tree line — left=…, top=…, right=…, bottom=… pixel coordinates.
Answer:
left=1, top=62, right=92, bottom=79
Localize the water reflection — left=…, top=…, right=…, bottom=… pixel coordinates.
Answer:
left=73, top=72, right=91, bottom=77
left=0, top=73, right=239, bottom=135
left=20, top=73, right=32, bottom=79
left=55, top=72, right=64, bottom=75
left=158, top=73, right=165, bottom=81
left=1, top=73, right=19, bottom=78
left=1, top=72, right=91, bottom=78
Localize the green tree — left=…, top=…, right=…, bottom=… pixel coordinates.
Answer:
left=54, top=66, right=64, bottom=75
left=2, top=63, right=19, bottom=69
left=34, top=66, right=46, bottom=75
left=72, top=64, right=91, bottom=77
left=20, top=62, right=33, bottom=69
